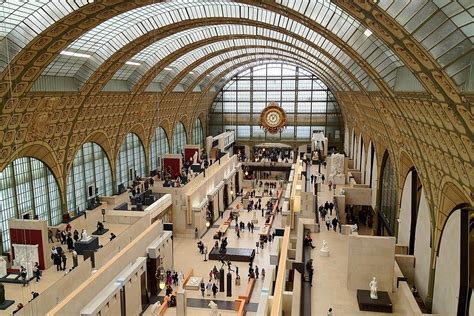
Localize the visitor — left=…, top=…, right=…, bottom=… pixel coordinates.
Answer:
left=20, top=266, right=27, bottom=286
left=206, top=280, right=212, bottom=296
left=33, top=262, right=41, bottom=282
left=333, top=182, right=336, bottom=194
left=48, top=229, right=54, bottom=243
left=12, top=303, right=24, bottom=314
left=166, top=284, right=173, bottom=296
left=200, top=280, right=205, bottom=297
left=31, top=291, right=39, bottom=300
left=261, top=268, right=266, bottom=280
left=332, top=217, right=339, bottom=232
left=255, top=266, right=259, bottom=279
left=110, top=233, right=116, bottom=241
left=328, top=180, right=332, bottom=191
left=325, top=216, right=331, bottom=230
left=67, top=233, right=74, bottom=252
left=212, top=283, right=218, bottom=298
left=73, top=229, right=79, bottom=242
left=327, top=307, right=334, bottom=316
left=61, top=252, right=67, bottom=271
left=61, top=230, right=67, bottom=244
left=304, top=232, right=316, bottom=249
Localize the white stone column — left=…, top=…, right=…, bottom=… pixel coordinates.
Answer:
left=177, top=288, right=187, bottom=316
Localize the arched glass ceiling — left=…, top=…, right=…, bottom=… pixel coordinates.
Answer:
left=150, top=40, right=356, bottom=91
left=166, top=49, right=346, bottom=92
left=186, top=54, right=344, bottom=93
left=175, top=48, right=347, bottom=92
left=0, top=1, right=92, bottom=72
left=111, top=24, right=366, bottom=88
left=41, top=1, right=401, bottom=89
left=376, top=0, right=473, bottom=88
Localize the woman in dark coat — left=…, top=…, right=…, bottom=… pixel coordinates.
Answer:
left=67, top=234, right=74, bottom=252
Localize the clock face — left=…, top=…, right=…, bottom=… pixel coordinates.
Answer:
left=260, top=102, right=287, bottom=134
left=266, top=111, right=281, bottom=127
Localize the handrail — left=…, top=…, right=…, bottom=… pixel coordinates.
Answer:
left=270, top=226, right=290, bottom=316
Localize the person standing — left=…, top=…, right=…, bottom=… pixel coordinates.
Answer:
left=327, top=308, right=334, bottom=316
left=325, top=216, right=331, bottom=230
left=332, top=217, right=338, bottom=232
left=328, top=180, right=332, bottom=191
left=67, top=234, right=74, bottom=252
left=200, top=280, right=205, bottom=297
left=73, top=229, right=79, bottom=242
left=261, top=268, right=266, bottom=280
left=255, top=266, right=259, bottom=279
left=61, top=253, right=67, bottom=271
left=48, top=229, right=54, bottom=243
left=33, top=262, right=41, bottom=282
left=206, top=280, right=212, bottom=296
left=212, top=283, right=218, bottom=298
left=20, top=266, right=27, bottom=286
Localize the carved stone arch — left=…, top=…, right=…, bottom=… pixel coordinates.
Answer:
left=69, top=130, right=113, bottom=172
left=435, top=179, right=473, bottom=250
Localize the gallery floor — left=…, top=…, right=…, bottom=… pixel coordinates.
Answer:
left=2, top=166, right=417, bottom=315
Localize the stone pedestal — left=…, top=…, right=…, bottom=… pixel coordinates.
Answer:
left=219, top=268, right=225, bottom=292
left=320, top=249, right=330, bottom=257
left=0, top=257, right=7, bottom=278
left=226, top=272, right=232, bottom=297
left=74, top=236, right=99, bottom=255
left=176, top=288, right=187, bottom=316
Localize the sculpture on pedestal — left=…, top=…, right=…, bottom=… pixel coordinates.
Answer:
left=369, top=277, right=378, bottom=299
left=81, top=230, right=89, bottom=241
left=208, top=301, right=218, bottom=316
left=0, top=257, right=7, bottom=278
left=321, top=240, right=329, bottom=252
left=178, top=271, right=184, bottom=289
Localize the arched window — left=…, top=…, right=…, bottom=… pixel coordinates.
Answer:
left=150, top=127, right=169, bottom=171
left=209, top=63, right=343, bottom=148
left=192, top=118, right=204, bottom=149
left=116, top=133, right=146, bottom=190
left=0, top=157, right=62, bottom=251
left=67, top=142, right=113, bottom=213
left=172, top=122, right=186, bottom=154
left=379, top=152, right=397, bottom=235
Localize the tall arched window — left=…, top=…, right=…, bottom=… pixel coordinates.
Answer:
left=379, top=152, right=397, bottom=235
left=150, top=127, right=169, bottom=171
left=172, top=122, right=186, bottom=154
left=0, top=157, right=62, bottom=251
left=116, top=133, right=146, bottom=190
left=209, top=63, right=344, bottom=148
left=192, top=118, right=204, bottom=149
left=67, top=142, right=113, bottom=213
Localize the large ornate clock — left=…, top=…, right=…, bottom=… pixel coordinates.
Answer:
left=260, top=102, right=287, bottom=134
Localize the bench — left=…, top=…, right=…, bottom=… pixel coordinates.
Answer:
left=157, top=291, right=177, bottom=316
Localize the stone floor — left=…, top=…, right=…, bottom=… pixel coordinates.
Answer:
left=142, top=178, right=285, bottom=316
left=307, top=164, right=414, bottom=316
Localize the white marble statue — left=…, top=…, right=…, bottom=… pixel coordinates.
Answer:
left=321, top=240, right=329, bottom=252
left=193, top=150, right=198, bottom=164
left=208, top=301, right=219, bottom=316
left=12, top=244, right=39, bottom=278
left=369, top=277, right=378, bottom=299
left=0, top=257, right=7, bottom=278
left=81, top=229, right=91, bottom=241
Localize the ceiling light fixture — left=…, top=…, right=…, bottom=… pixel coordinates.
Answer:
left=364, top=29, right=373, bottom=37
left=125, top=61, right=140, bottom=66
left=60, top=51, right=91, bottom=58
